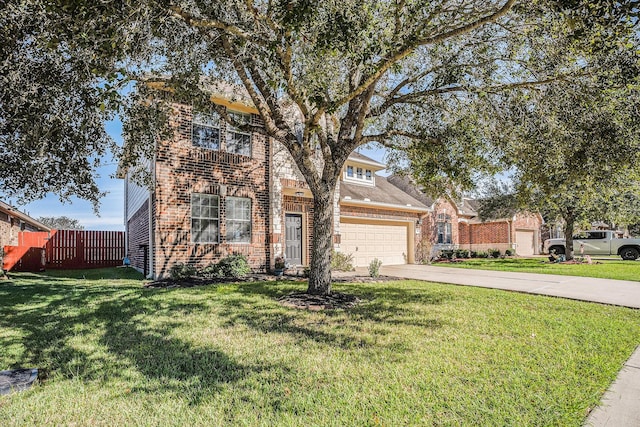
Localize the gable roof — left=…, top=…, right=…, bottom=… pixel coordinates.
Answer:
left=340, top=175, right=429, bottom=212
left=386, top=174, right=436, bottom=207
left=346, top=151, right=386, bottom=170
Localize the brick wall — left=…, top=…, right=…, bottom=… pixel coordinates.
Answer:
left=127, top=201, right=150, bottom=275
left=152, top=103, right=270, bottom=278
left=420, top=198, right=459, bottom=245
left=0, top=213, right=17, bottom=250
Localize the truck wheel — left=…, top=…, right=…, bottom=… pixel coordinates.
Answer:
left=549, top=245, right=565, bottom=255
left=620, top=247, right=639, bottom=261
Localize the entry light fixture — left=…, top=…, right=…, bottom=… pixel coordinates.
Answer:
left=294, top=191, right=305, bottom=197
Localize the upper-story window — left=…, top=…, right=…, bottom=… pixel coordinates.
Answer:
left=192, top=112, right=220, bottom=150
left=226, top=112, right=252, bottom=156
left=344, top=163, right=374, bottom=185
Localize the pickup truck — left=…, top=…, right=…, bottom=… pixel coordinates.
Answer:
left=544, top=230, right=640, bottom=260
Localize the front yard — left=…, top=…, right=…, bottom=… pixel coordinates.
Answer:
left=1, top=269, right=639, bottom=426
left=431, top=257, right=640, bottom=281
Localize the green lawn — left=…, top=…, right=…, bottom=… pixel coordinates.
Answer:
left=1, top=269, right=639, bottom=426
left=432, top=257, right=640, bottom=281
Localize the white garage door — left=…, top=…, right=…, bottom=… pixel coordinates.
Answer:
left=340, top=220, right=408, bottom=267
left=516, top=230, right=535, bottom=256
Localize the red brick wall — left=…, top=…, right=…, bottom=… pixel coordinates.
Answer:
left=127, top=201, right=150, bottom=274
left=152, top=103, right=270, bottom=278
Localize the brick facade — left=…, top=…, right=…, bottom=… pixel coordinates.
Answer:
left=0, top=213, right=17, bottom=249
left=152, top=103, right=270, bottom=278
left=457, top=213, right=542, bottom=254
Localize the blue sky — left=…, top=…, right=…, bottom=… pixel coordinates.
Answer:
left=5, top=119, right=389, bottom=232
left=4, top=120, right=126, bottom=231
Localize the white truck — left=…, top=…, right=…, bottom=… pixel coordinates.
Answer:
left=544, top=230, right=640, bottom=260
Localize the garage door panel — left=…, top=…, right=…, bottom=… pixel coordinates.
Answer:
left=516, top=230, right=535, bottom=256
left=340, top=221, right=408, bottom=267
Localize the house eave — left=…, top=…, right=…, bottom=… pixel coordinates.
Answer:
left=340, top=198, right=430, bottom=213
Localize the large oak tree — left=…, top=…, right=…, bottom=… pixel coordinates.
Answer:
left=1, top=1, right=637, bottom=293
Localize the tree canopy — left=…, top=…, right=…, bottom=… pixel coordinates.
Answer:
left=2, top=0, right=639, bottom=292
left=36, top=216, right=85, bottom=230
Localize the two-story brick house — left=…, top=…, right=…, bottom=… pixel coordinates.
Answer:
left=121, top=90, right=541, bottom=278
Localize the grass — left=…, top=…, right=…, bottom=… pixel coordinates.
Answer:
left=432, top=257, right=640, bottom=281
left=1, top=268, right=639, bottom=426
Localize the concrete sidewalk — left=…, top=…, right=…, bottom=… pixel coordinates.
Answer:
left=377, top=264, right=640, bottom=426
left=379, top=264, right=640, bottom=309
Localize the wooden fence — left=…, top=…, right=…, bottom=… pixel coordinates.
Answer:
left=3, top=230, right=125, bottom=272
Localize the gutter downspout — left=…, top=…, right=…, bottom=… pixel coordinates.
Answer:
left=148, top=139, right=157, bottom=279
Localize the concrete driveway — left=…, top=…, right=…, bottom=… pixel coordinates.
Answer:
left=380, top=264, right=640, bottom=309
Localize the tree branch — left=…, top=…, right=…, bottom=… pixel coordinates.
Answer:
left=329, top=0, right=517, bottom=111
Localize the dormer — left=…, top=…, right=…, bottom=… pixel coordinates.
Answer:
left=343, top=152, right=386, bottom=187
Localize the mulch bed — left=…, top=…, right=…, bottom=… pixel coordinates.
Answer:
left=144, top=273, right=399, bottom=289
left=278, top=292, right=362, bottom=310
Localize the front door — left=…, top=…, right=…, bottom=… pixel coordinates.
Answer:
left=285, top=213, right=303, bottom=265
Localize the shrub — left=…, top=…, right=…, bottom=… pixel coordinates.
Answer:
left=199, top=254, right=251, bottom=278
left=440, top=249, right=455, bottom=260
left=331, top=250, right=354, bottom=271
left=505, top=248, right=515, bottom=256
left=170, top=263, right=197, bottom=280
left=488, top=248, right=501, bottom=258
left=475, top=250, right=489, bottom=259
left=219, top=254, right=251, bottom=278
left=454, top=249, right=469, bottom=259
left=369, top=258, right=383, bottom=278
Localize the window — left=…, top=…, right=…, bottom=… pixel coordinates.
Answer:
left=436, top=214, right=452, bottom=244
left=356, top=168, right=363, bottom=179
left=191, top=193, right=219, bottom=243
left=226, top=197, right=251, bottom=243
left=226, top=112, right=252, bottom=156
left=365, top=169, right=372, bottom=181
left=347, top=166, right=354, bottom=177
left=192, top=112, right=220, bottom=149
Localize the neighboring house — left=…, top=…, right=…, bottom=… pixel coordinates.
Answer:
left=0, top=201, right=51, bottom=249
left=120, top=89, right=542, bottom=278
left=387, top=175, right=543, bottom=257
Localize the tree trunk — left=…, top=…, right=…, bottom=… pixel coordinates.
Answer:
left=306, top=185, right=336, bottom=295
left=563, top=216, right=575, bottom=261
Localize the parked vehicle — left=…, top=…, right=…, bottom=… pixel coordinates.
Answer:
left=544, top=230, right=640, bottom=260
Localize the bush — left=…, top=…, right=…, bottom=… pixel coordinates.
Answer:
left=201, top=254, right=251, bottom=278
left=488, top=248, right=501, bottom=258
left=331, top=250, right=354, bottom=271
left=454, top=249, right=469, bottom=259
left=218, top=254, right=251, bottom=278
left=505, top=248, right=515, bottom=256
left=369, top=258, right=383, bottom=278
left=440, top=249, right=455, bottom=260
left=170, top=263, right=197, bottom=280
left=475, top=251, right=489, bottom=259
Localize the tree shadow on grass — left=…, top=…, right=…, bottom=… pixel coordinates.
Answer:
left=0, top=278, right=275, bottom=405
left=214, top=280, right=450, bottom=350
